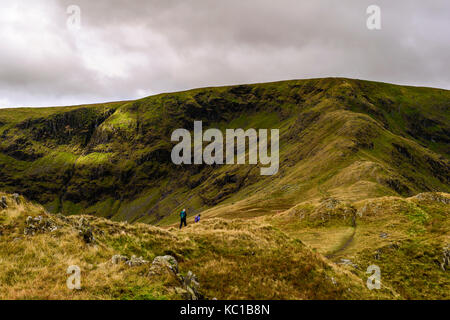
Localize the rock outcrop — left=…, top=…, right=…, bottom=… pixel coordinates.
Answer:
left=24, top=215, right=57, bottom=235
left=148, top=255, right=203, bottom=300
left=149, top=255, right=179, bottom=275
left=77, top=217, right=95, bottom=244
left=12, top=193, right=20, bottom=204
left=111, top=254, right=149, bottom=267
left=111, top=254, right=129, bottom=265
left=0, top=196, right=7, bottom=209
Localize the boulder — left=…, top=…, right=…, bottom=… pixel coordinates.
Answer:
left=12, top=193, right=20, bottom=204
left=111, top=254, right=129, bottom=264
left=111, top=254, right=148, bottom=267
left=151, top=255, right=179, bottom=274
left=24, top=215, right=57, bottom=235
left=148, top=255, right=179, bottom=277
left=147, top=255, right=202, bottom=300
left=183, top=271, right=202, bottom=299
left=77, top=217, right=95, bottom=244
left=183, top=271, right=199, bottom=289
left=320, top=197, right=340, bottom=210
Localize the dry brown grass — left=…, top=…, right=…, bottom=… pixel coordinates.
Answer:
left=0, top=193, right=398, bottom=300
left=269, top=192, right=450, bottom=299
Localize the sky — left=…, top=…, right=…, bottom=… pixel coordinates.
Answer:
left=0, top=0, right=449, bottom=108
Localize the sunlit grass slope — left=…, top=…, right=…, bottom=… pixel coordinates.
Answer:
left=0, top=78, right=448, bottom=224
left=0, top=193, right=396, bottom=300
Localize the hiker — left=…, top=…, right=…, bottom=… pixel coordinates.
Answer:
left=179, top=208, right=187, bottom=229
left=195, top=214, right=201, bottom=223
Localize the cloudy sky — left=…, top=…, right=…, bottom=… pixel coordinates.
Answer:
left=0, top=0, right=449, bottom=108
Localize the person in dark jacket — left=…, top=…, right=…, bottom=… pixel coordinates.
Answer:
left=179, top=208, right=187, bottom=229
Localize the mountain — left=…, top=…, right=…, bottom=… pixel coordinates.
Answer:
left=0, top=78, right=449, bottom=300
left=0, top=78, right=448, bottom=224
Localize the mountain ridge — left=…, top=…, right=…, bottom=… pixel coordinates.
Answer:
left=0, top=77, right=449, bottom=300
left=0, top=77, right=448, bottom=224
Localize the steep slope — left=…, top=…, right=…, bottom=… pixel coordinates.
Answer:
left=0, top=78, right=448, bottom=224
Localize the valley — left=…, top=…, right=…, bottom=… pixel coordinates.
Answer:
left=0, top=77, right=448, bottom=299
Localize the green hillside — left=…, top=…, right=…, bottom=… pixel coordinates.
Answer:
left=0, top=78, right=448, bottom=224
left=0, top=78, right=449, bottom=300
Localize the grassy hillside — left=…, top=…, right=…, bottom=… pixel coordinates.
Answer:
left=0, top=78, right=448, bottom=300
left=0, top=78, right=448, bottom=225
left=0, top=192, right=447, bottom=299
left=0, top=192, right=396, bottom=300
left=273, top=192, right=450, bottom=299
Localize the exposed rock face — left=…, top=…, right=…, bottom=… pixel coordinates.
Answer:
left=414, top=192, right=450, bottom=204
left=179, top=271, right=201, bottom=300
left=24, top=215, right=57, bottom=235
left=1, top=79, right=448, bottom=223
left=77, top=217, right=95, bottom=244
left=321, top=198, right=341, bottom=210
left=111, top=254, right=202, bottom=298
left=148, top=255, right=202, bottom=300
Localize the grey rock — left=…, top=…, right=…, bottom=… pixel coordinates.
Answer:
left=24, top=215, right=57, bottom=236
left=111, top=254, right=148, bottom=267
left=152, top=255, right=179, bottom=273
left=338, top=258, right=358, bottom=268
left=111, top=254, right=129, bottom=264
left=77, top=217, right=95, bottom=244
left=12, top=193, right=20, bottom=204
left=148, top=255, right=202, bottom=300
left=379, top=232, right=389, bottom=239
left=182, top=270, right=201, bottom=299
left=0, top=196, right=8, bottom=209
left=126, top=255, right=149, bottom=267
left=322, top=197, right=340, bottom=209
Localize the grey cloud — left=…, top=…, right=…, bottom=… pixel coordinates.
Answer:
left=0, top=0, right=448, bottom=108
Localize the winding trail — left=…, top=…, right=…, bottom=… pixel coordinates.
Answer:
left=325, top=227, right=356, bottom=259
left=325, top=214, right=357, bottom=259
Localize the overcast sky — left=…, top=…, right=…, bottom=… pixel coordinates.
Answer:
left=0, top=0, right=449, bottom=108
